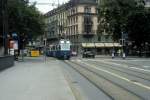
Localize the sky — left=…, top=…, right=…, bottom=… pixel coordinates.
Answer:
left=29, top=0, right=69, bottom=13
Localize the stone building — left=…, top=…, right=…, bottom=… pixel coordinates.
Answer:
left=145, top=0, right=150, bottom=7
left=45, top=0, right=121, bottom=55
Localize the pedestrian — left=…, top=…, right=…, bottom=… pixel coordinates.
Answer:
left=112, top=49, right=115, bottom=59
left=122, top=52, right=126, bottom=59
left=117, top=49, right=121, bottom=57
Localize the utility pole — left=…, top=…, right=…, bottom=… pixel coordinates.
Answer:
left=121, top=32, right=126, bottom=59
left=43, top=31, right=47, bottom=62
left=2, top=0, right=8, bottom=55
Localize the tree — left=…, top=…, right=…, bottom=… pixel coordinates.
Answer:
left=127, top=8, right=150, bottom=55
left=0, top=0, right=45, bottom=48
left=0, top=0, right=3, bottom=47
left=7, top=0, right=45, bottom=39
left=97, top=0, right=145, bottom=41
left=0, top=0, right=8, bottom=48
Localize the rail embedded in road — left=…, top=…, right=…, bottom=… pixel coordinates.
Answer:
left=64, top=60, right=143, bottom=100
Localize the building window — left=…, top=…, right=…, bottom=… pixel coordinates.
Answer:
left=74, top=17, right=75, bottom=23
left=76, top=8, right=78, bottom=13
left=98, top=36, right=101, bottom=41
left=74, top=26, right=75, bottom=34
left=76, top=16, right=78, bottom=23
left=96, top=7, right=99, bottom=14
left=84, top=15, right=93, bottom=33
left=76, top=25, right=78, bottom=33
left=96, top=0, right=98, bottom=3
left=72, top=8, right=75, bottom=14
left=84, top=6, right=91, bottom=13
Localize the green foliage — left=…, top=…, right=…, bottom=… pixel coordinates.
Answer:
left=7, top=0, right=45, bottom=38
left=127, top=8, right=150, bottom=47
left=98, top=0, right=150, bottom=54
left=97, top=0, right=145, bottom=40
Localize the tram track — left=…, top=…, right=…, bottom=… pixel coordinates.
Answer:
left=116, top=61, right=150, bottom=75
left=75, top=60, right=150, bottom=99
left=89, top=61, right=150, bottom=83
left=103, top=60, right=150, bottom=76
left=64, top=60, right=143, bottom=100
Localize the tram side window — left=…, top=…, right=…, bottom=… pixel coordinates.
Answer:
left=59, top=45, right=61, bottom=50
left=52, top=46, right=55, bottom=51
left=55, top=46, right=57, bottom=51
left=54, top=46, right=56, bottom=51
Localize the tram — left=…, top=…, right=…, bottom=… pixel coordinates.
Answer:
left=47, top=39, right=71, bottom=60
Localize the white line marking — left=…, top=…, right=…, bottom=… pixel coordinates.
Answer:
left=130, top=67, right=150, bottom=73
left=104, top=62, right=122, bottom=66
left=98, top=60, right=150, bottom=73
left=144, top=66, right=150, bottom=68
left=99, top=60, right=129, bottom=68
left=80, top=61, right=150, bottom=90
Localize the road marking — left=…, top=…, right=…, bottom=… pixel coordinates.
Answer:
left=130, top=67, right=150, bottom=73
left=109, top=62, right=150, bottom=73
left=103, top=62, right=122, bottom=66
left=74, top=59, right=150, bottom=73
left=99, top=61, right=150, bottom=73
left=143, top=66, right=150, bottom=68
left=80, top=61, right=150, bottom=90
left=97, top=60, right=129, bottom=68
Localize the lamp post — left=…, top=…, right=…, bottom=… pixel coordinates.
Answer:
left=121, top=32, right=126, bottom=59
left=145, top=42, right=149, bottom=57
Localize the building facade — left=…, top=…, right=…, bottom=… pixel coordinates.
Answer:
left=45, top=0, right=121, bottom=55
left=145, top=0, right=150, bottom=7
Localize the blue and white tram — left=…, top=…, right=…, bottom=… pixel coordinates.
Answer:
left=48, top=39, right=71, bottom=60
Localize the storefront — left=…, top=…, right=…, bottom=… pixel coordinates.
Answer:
left=81, top=43, right=122, bottom=55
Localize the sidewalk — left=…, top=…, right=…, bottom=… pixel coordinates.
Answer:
left=0, top=57, right=76, bottom=100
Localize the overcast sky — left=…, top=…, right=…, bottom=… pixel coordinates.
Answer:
left=29, top=0, right=69, bottom=13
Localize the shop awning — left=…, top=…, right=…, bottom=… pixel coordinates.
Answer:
left=104, top=43, right=114, bottom=47
left=81, top=43, right=122, bottom=48
left=82, top=43, right=95, bottom=48
left=95, top=43, right=105, bottom=47
left=113, top=43, right=122, bottom=47
left=96, top=43, right=122, bottom=48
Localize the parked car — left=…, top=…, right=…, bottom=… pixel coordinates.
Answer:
left=71, top=51, right=77, bottom=56
left=82, top=51, right=95, bottom=58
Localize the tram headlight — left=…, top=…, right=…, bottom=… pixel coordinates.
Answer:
left=66, top=41, right=70, bottom=44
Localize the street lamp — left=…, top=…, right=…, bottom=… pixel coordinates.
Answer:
left=120, top=32, right=127, bottom=59
left=145, top=42, right=149, bottom=57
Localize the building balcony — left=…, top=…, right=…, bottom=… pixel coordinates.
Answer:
left=82, top=30, right=96, bottom=38
left=84, top=22, right=93, bottom=26
left=47, top=34, right=59, bottom=40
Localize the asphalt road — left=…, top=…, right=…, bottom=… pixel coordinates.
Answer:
left=60, top=60, right=112, bottom=100
left=65, top=57, right=150, bottom=100
left=1, top=56, right=149, bottom=100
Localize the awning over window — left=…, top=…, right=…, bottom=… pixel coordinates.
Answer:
left=82, top=43, right=95, bottom=48
left=104, top=43, right=114, bottom=47
left=95, top=43, right=105, bottom=47
left=113, top=43, right=122, bottom=47
left=82, top=43, right=122, bottom=48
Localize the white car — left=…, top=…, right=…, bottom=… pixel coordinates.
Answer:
left=71, top=51, right=77, bottom=56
